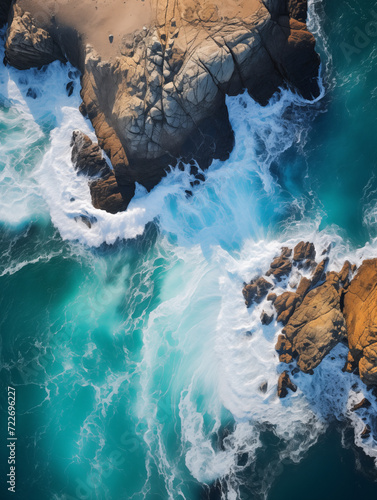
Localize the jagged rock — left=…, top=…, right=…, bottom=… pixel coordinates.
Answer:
left=71, top=131, right=110, bottom=178
left=261, top=311, right=274, bottom=326
left=277, top=371, right=297, bottom=398
left=351, top=398, right=371, bottom=412
left=275, top=334, right=294, bottom=363
left=361, top=425, right=371, bottom=439
left=5, top=0, right=320, bottom=212
left=242, top=277, right=273, bottom=308
left=342, top=351, right=358, bottom=373
left=293, top=241, right=316, bottom=262
left=283, top=280, right=347, bottom=372
left=90, top=173, right=130, bottom=214
left=338, top=260, right=352, bottom=286
left=5, top=5, right=65, bottom=69
left=267, top=292, right=277, bottom=303
left=274, top=291, right=301, bottom=325
left=343, top=259, right=377, bottom=386
left=266, top=248, right=293, bottom=281
left=296, top=276, right=311, bottom=298
left=311, top=257, right=328, bottom=287
left=259, top=381, right=268, bottom=394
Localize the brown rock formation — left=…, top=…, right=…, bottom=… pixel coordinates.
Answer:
left=277, top=370, right=297, bottom=398
left=351, top=398, right=371, bottom=412
left=275, top=334, right=294, bottom=363
left=242, top=277, right=273, bottom=308
left=283, top=280, right=346, bottom=373
left=274, top=291, right=301, bottom=325
left=266, top=247, right=293, bottom=281
left=343, top=259, right=377, bottom=386
left=5, top=0, right=320, bottom=212
left=293, top=241, right=315, bottom=262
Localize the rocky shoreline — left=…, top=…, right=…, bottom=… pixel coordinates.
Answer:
left=242, top=241, right=377, bottom=436
left=2, top=0, right=320, bottom=213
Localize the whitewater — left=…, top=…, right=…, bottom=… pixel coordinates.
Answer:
left=1, top=1, right=377, bottom=499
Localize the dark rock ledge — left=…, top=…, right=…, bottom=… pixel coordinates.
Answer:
left=2, top=0, right=320, bottom=213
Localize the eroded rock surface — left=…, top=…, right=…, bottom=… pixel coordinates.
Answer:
left=5, top=0, right=320, bottom=212
left=283, top=279, right=347, bottom=372
left=343, top=259, right=377, bottom=386
left=71, top=131, right=110, bottom=177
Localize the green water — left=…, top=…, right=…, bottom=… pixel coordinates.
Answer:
left=1, top=1, right=377, bottom=499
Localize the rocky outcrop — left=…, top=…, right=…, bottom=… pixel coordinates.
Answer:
left=277, top=370, right=297, bottom=398
left=5, top=5, right=65, bottom=69
left=5, top=0, right=320, bottom=212
left=242, top=277, right=273, bottom=308
left=293, top=241, right=315, bottom=263
left=241, top=242, right=377, bottom=392
left=283, top=278, right=347, bottom=372
left=71, top=131, right=110, bottom=177
left=266, top=247, right=292, bottom=281
left=343, top=259, right=377, bottom=386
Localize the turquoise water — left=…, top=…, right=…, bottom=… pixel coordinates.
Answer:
left=1, top=1, right=377, bottom=499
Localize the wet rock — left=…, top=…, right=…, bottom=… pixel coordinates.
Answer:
left=296, top=276, right=311, bottom=298
left=274, top=292, right=301, bottom=325
left=26, top=87, right=38, bottom=99
left=343, top=259, right=377, bottom=386
left=277, top=371, right=297, bottom=398
left=351, top=398, right=371, bottom=412
left=293, top=241, right=316, bottom=262
left=275, top=334, right=294, bottom=363
left=259, top=381, right=268, bottom=394
left=71, top=130, right=110, bottom=178
left=361, top=425, right=371, bottom=439
left=261, top=311, right=274, bottom=325
left=311, top=257, right=329, bottom=288
left=266, top=248, right=292, bottom=281
left=66, top=80, right=74, bottom=97
left=267, top=292, right=277, bottom=303
left=90, top=173, right=131, bottom=214
left=338, top=260, right=352, bottom=286
left=242, top=277, right=273, bottom=308
left=342, top=351, right=358, bottom=373
left=283, top=280, right=347, bottom=373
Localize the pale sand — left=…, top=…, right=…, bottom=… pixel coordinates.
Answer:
left=19, top=0, right=262, bottom=60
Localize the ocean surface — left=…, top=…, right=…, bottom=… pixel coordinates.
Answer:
left=1, top=1, right=377, bottom=498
